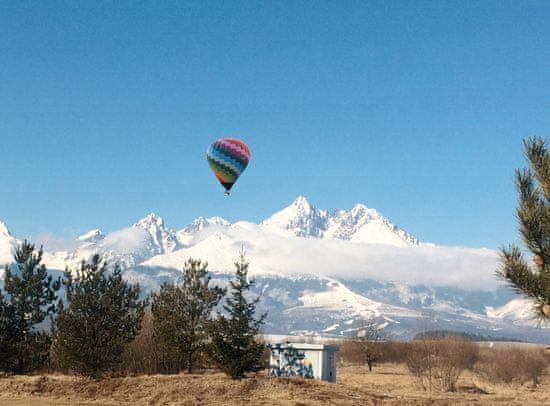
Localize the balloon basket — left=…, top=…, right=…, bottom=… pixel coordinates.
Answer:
left=224, top=191, right=230, bottom=196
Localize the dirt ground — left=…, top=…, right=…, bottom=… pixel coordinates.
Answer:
left=1, top=363, right=549, bottom=405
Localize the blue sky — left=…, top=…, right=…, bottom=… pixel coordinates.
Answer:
left=1, top=1, right=549, bottom=248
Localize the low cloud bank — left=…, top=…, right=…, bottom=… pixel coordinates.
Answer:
left=151, top=223, right=502, bottom=291
left=102, top=227, right=151, bottom=255
left=32, top=234, right=83, bottom=252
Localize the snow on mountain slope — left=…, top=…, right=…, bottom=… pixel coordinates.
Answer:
left=176, top=216, right=231, bottom=246
left=299, top=278, right=420, bottom=319
left=486, top=298, right=538, bottom=325
left=134, top=213, right=179, bottom=255
left=181, top=216, right=230, bottom=234
left=42, top=214, right=181, bottom=271
left=75, top=213, right=180, bottom=268
left=325, top=204, right=419, bottom=246
left=145, top=221, right=283, bottom=275
left=0, top=221, right=18, bottom=266
left=262, top=196, right=329, bottom=238
left=262, top=196, right=419, bottom=246
left=77, top=229, right=104, bottom=243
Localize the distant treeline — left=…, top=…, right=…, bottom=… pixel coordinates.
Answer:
left=413, top=330, right=524, bottom=343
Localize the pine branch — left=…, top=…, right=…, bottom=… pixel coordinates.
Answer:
left=524, top=137, right=550, bottom=202
left=499, top=246, right=548, bottom=301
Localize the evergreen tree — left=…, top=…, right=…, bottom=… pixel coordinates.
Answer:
left=2, top=241, right=60, bottom=373
left=152, top=258, right=223, bottom=373
left=53, top=255, right=147, bottom=377
left=0, top=291, right=18, bottom=372
left=500, top=137, right=550, bottom=320
left=209, top=253, right=266, bottom=379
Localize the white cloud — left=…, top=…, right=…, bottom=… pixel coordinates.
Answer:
left=102, top=227, right=151, bottom=255
left=144, top=223, right=502, bottom=291
left=30, top=234, right=82, bottom=252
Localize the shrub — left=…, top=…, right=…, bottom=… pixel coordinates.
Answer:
left=378, top=341, right=411, bottom=364
left=338, top=340, right=415, bottom=366
left=405, top=337, right=479, bottom=392
left=476, top=346, right=548, bottom=385
left=119, top=311, right=160, bottom=375
left=338, top=340, right=363, bottom=364
left=119, top=310, right=214, bottom=375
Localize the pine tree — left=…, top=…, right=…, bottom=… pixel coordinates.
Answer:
left=500, top=137, right=550, bottom=320
left=0, top=291, right=18, bottom=372
left=2, top=240, right=60, bottom=373
left=151, top=258, right=223, bottom=373
left=53, top=255, right=147, bottom=377
left=209, top=253, right=266, bottom=379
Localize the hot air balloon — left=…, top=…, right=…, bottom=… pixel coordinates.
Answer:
left=206, top=138, right=250, bottom=195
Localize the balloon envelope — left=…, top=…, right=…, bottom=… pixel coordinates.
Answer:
left=206, top=138, right=250, bottom=193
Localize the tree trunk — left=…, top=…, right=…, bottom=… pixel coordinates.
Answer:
left=187, top=348, right=193, bottom=374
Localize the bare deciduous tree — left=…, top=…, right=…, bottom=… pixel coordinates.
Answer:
left=355, top=318, right=386, bottom=372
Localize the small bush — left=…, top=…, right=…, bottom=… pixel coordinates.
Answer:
left=120, top=311, right=160, bottom=375
left=119, top=311, right=214, bottom=375
left=338, top=340, right=412, bottom=366
left=476, top=346, right=548, bottom=385
left=338, top=340, right=364, bottom=364
left=405, top=337, right=479, bottom=392
left=378, top=341, right=412, bottom=364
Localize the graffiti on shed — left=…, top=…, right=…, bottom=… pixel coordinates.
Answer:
left=268, top=343, right=315, bottom=378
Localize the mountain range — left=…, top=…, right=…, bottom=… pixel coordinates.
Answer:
left=1, top=196, right=547, bottom=342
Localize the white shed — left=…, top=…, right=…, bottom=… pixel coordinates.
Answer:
left=268, top=343, right=338, bottom=382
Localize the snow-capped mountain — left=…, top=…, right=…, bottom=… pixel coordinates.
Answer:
left=262, top=196, right=419, bottom=246
left=43, top=213, right=182, bottom=270
left=0, top=197, right=547, bottom=342
left=0, top=221, right=18, bottom=265
left=181, top=216, right=230, bottom=234
left=78, top=229, right=104, bottom=243
left=262, top=196, right=330, bottom=238
left=176, top=216, right=231, bottom=246
left=486, top=298, right=539, bottom=324
left=134, top=213, right=180, bottom=255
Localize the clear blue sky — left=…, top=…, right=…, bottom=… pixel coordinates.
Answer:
left=1, top=1, right=549, bottom=248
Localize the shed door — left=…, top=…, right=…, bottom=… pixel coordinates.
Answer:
left=328, top=353, right=336, bottom=382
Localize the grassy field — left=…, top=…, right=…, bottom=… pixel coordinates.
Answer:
left=1, top=362, right=549, bottom=405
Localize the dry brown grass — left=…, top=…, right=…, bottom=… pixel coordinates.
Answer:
left=1, top=362, right=550, bottom=405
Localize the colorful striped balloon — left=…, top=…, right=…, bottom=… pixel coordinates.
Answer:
left=206, top=138, right=250, bottom=194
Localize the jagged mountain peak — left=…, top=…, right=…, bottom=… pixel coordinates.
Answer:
left=262, top=196, right=329, bottom=238
left=182, top=216, right=230, bottom=234
left=350, top=203, right=380, bottom=217
left=0, top=221, right=11, bottom=236
left=292, top=195, right=313, bottom=209
left=0, top=220, right=18, bottom=263
left=135, top=213, right=165, bottom=229
left=77, top=229, right=104, bottom=242
left=130, top=213, right=179, bottom=256
left=262, top=197, right=419, bottom=246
